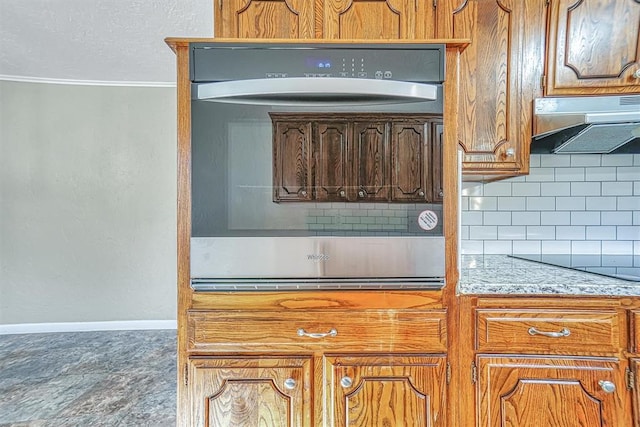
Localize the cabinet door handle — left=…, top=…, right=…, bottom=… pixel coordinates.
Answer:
left=341, top=376, right=353, bottom=388
left=633, top=69, right=640, bottom=79
left=528, top=327, right=570, bottom=338
left=297, top=328, right=338, bottom=338
left=598, top=380, right=616, bottom=394
left=284, top=378, right=296, bottom=390
left=358, top=189, right=366, bottom=198
left=339, top=190, right=346, bottom=197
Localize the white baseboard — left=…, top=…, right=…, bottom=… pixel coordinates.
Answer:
left=0, top=320, right=177, bottom=335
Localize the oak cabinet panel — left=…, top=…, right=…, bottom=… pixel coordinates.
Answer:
left=325, top=354, right=447, bottom=426
left=475, top=308, right=622, bottom=354
left=188, top=356, right=312, bottom=427
left=323, top=0, right=436, bottom=39
left=476, top=356, right=631, bottom=427
left=633, top=359, right=640, bottom=427
left=546, top=0, right=640, bottom=95
left=214, top=0, right=316, bottom=38
left=390, top=121, right=430, bottom=202
left=352, top=121, right=390, bottom=202
left=315, top=121, right=350, bottom=201
left=444, top=0, right=547, bottom=178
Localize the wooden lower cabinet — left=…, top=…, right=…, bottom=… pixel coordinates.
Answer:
left=476, top=355, right=631, bottom=427
left=326, top=354, right=447, bottom=426
left=188, top=356, right=313, bottom=427
left=632, top=359, right=640, bottom=427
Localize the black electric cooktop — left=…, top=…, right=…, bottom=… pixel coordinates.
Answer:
left=509, top=254, right=640, bottom=282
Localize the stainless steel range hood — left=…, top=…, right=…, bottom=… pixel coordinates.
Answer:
left=531, top=95, right=640, bottom=154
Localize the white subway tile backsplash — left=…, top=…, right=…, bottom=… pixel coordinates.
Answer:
left=617, top=226, right=640, bottom=240
left=541, top=182, right=571, bottom=196
left=461, top=240, right=484, bottom=254
left=525, top=168, right=555, bottom=182
left=585, top=167, right=616, bottom=182
left=483, top=240, right=512, bottom=254
left=469, top=226, right=498, bottom=240
left=483, top=211, right=512, bottom=225
left=556, top=226, right=586, bottom=240
left=512, top=212, right=541, bottom=225
left=498, top=226, right=526, bottom=240
left=602, top=211, right=633, bottom=226
left=617, top=166, right=640, bottom=181
left=526, top=226, right=556, bottom=240
left=462, top=211, right=483, bottom=225
left=526, top=197, right=556, bottom=211
left=602, top=240, right=633, bottom=255
left=512, top=182, right=541, bottom=196
left=585, top=197, right=617, bottom=211
left=602, top=182, right=633, bottom=196
left=498, top=197, right=526, bottom=211
left=571, top=155, right=601, bottom=167
left=618, top=197, right=640, bottom=211
left=513, top=240, right=541, bottom=254
left=570, top=182, right=601, bottom=196
left=602, top=155, right=634, bottom=167
left=571, top=211, right=600, bottom=225
left=483, top=182, right=513, bottom=196
left=542, top=240, right=571, bottom=253
left=468, top=196, right=497, bottom=211
left=556, top=167, right=585, bottom=182
left=586, top=226, right=616, bottom=240
left=540, top=155, right=571, bottom=167
left=461, top=154, right=638, bottom=257
left=556, top=196, right=586, bottom=211
left=541, top=211, right=571, bottom=225
left=571, top=241, right=601, bottom=254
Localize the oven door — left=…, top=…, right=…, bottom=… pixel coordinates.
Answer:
left=190, top=80, right=445, bottom=290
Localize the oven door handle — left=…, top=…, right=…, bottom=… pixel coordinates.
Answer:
left=193, top=77, right=439, bottom=106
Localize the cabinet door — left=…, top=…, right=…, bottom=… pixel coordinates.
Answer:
left=390, top=121, right=429, bottom=202
left=546, top=0, right=640, bottom=95
left=273, top=121, right=314, bottom=202
left=477, top=356, right=632, bottom=427
left=215, top=0, right=316, bottom=38
left=326, top=354, right=447, bottom=426
left=352, top=121, right=390, bottom=202
left=447, top=0, right=547, bottom=178
left=315, top=121, right=350, bottom=201
left=323, top=0, right=435, bottom=39
left=633, top=359, right=640, bottom=427
left=188, top=356, right=312, bottom=427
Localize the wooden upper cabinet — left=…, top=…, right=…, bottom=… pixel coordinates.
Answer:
left=443, top=0, right=547, bottom=179
left=214, top=0, right=316, bottom=38
left=323, top=0, right=436, bottom=39
left=315, top=121, right=350, bottom=201
left=546, top=0, right=640, bottom=95
left=272, top=120, right=314, bottom=202
left=325, top=354, right=448, bottom=426
left=390, top=121, right=429, bottom=202
left=352, top=121, right=390, bottom=202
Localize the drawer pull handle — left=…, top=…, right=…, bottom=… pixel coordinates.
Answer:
left=598, top=380, right=616, bottom=394
left=283, top=378, right=296, bottom=390
left=528, top=327, right=570, bottom=338
left=297, top=328, right=337, bottom=339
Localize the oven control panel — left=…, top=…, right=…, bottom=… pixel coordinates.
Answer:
left=191, top=42, right=445, bottom=83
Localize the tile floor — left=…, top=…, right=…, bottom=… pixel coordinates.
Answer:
left=0, top=330, right=176, bottom=426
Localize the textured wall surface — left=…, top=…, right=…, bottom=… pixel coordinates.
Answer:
left=0, top=80, right=177, bottom=324
left=0, top=0, right=212, bottom=84
left=461, top=154, right=640, bottom=255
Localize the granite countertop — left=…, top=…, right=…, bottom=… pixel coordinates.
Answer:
left=458, top=255, right=640, bottom=296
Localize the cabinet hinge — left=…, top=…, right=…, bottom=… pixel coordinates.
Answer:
left=541, top=75, right=546, bottom=90
left=433, top=0, right=437, bottom=9
left=627, top=367, right=635, bottom=391
left=446, top=362, right=451, bottom=385
left=219, top=0, right=223, bottom=11
left=471, top=361, right=477, bottom=384
left=184, top=363, right=189, bottom=386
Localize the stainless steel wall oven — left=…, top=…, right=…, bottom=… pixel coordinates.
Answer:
left=189, top=41, right=447, bottom=290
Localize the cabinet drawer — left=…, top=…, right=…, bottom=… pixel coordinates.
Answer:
left=188, top=309, right=447, bottom=353
left=475, top=309, right=621, bottom=353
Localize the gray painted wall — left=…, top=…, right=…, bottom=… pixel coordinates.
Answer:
left=0, top=80, right=177, bottom=324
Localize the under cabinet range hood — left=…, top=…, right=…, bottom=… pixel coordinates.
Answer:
left=531, top=94, right=640, bottom=154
